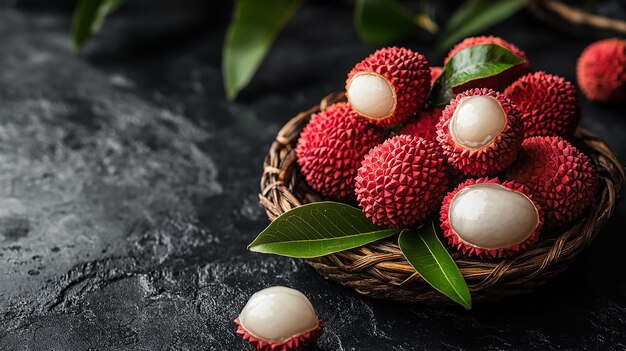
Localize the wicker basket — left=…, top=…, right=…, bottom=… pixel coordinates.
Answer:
left=259, top=92, right=625, bottom=304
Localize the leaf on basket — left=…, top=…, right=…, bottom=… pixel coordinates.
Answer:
left=398, top=223, right=472, bottom=310
left=429, top=44, right=526, bottom=106
left=248, top=202, right=400, bottom=258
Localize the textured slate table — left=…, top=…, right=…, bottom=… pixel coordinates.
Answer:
left=1, top=2, right=625, bottom=350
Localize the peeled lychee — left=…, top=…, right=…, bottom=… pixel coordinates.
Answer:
left=506, top=136, right=598, bottom=228
left=436, top=88, right=524, bottom=176
left=235, top=286, right=323, bottom=351
left=444, top=36, right=530, bottom=92
left=440, top=178, right=543, bottom=259
left=504, top=72, right=580, bottom=138
left=296, top=102, right=384, bottom=201
left=346, top=47, right=431, bottom=127
left=577, top=38, right=626, bottom=103
left=398, top=108, right=443, bottom=143
left=355, top=135, right=448, bottom=228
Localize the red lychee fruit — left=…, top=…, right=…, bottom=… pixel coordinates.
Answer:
left=436, top=88, right=524, bottom=176
left=440, top=177, right=543, bottom=259
left=577, top=38, right=626, bottom=103
left=346, top=47, right=431, bottom=127
left=296, top=102, right=384, bottom=201
left=504, top=71, right=580, bottom=138
left=398, top=108, right=443, bottom=143
left=506, top=136, right=598, bottom=228
left=355, top=135, right=448, bottom=228
left=444, top=36, right=530, bottom=92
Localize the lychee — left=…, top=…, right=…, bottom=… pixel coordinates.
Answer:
left=504, top=72, right=580, bottom=138
left=440, top=177, right=543, bottom=259
left=346, top=47, right=431, bottom=127
left=577, top=38, right=626, bottom=103
left=506, top=136, right=598, bottom=228
left=436, top=88, right=524, bottom=176
left=355, top=135, right=448, bottom=228
left=398, top=107, right=443, bottom=143
left=444, top=36, right=530, bottom=92
left=235, top=286, right=323, bottom=351
left=296, top=102, right=384, bottom=201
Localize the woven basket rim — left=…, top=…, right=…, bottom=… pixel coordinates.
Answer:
left=259, top=92, right=625, bottom=304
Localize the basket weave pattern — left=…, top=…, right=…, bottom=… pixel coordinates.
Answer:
left=259, top=92, right=625, bottom=303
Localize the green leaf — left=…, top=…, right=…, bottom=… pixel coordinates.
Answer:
left=355, top=0, right=419, bottom=44
left=437, top=0, right=525, bottom=52
left=429, top=43, right=525, bottom=106
left=248, top=202, right=399, bottom=258
left=398, top=224, right=471, bottom=309
left=223, top=0, right=302, bottom=101
left=72, top=0, right=126, bottom=51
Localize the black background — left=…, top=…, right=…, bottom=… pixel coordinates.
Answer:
left=0, top=1, right=625, bottom=350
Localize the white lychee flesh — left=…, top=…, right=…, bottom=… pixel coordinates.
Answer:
left=451, top=95, right=506, bottom=150
left=238, top=286, right=319, bottom=343
left=449, top=183, right=539, bottom=249
left=347, top=73, right=396, bottom=120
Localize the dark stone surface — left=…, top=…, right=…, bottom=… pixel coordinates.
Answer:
left=0, top=2, right=625, bottom=350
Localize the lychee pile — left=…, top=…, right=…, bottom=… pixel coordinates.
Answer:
left=296, top=37, right=601, bottom=260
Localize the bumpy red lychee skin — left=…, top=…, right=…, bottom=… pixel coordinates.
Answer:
left=577, top=38, right=626, bottom=103
left=398, top=108, right=443, bottom=143
left=430, top=66, right=443, bottom=85
left=346, top=47, right=431, bottom=126
left=397, top=107, right=465, bottom=187
left=506, top=136, right=598, bottom=228
left=296, top=103, right=384, bottom=201
left=504, top=71, right=581, bottom=138
left=235, top=319, right=323, bottom=351
left=355, top=135, right=448, bottom=228
left=436, top=88, right=524, bottom=176
left=444, top=36, right=530, bottom=92
left=440, top=178, right=543, bottom=259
